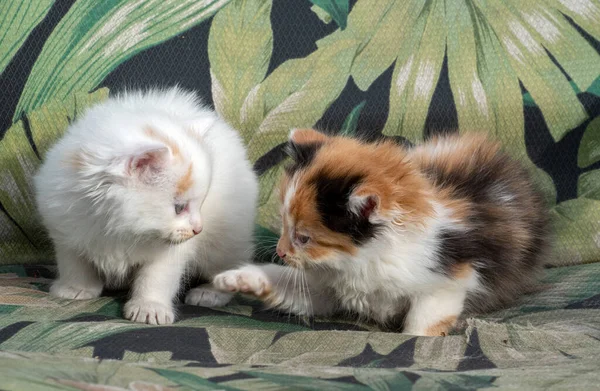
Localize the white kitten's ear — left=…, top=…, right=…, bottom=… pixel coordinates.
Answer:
left=127, top=146, right=170, bottom=180
left=348, top=192, right=380, bottom=222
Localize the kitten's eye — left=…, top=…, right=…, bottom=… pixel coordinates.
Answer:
left=296, top=234, right=310, bottom=245
left=174, top=203, right=187, bottom=215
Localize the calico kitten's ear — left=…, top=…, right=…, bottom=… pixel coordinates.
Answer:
left=348, top=190, right=380, bottom=222
left=127, top=145, right=170, bottom=180
left=285, top=128, right=328, bottom=171
left=289, top=128, right=328, bottom=145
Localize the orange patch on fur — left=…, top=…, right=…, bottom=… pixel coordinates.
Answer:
left=144, top=126, right=181, bottom=158
left=64, top=151, right=85, bottom=170
left=451, top=263, right=473, bottom=280
left=176, top=163, right=193, bottom=195
left=425, top=315, right=458, bottom=337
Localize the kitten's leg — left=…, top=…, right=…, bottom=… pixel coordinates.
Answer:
left=124, top=257, right=186, bottom=325
left=185, top=284, right=233, bottom=307
left=50, top=245, right=103, bottom=300
left=213, top=264, right=335, bottom=316
left=403, top=284, right=468, bottom=337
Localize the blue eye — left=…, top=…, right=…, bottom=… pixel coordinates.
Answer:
left=175, top=203, right=187, bottom=215
left=296, top=234, right=310, bottom=245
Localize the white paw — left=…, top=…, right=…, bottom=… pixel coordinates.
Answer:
left=123, top=299, right=174, bottom=325
left=50, top=281, right=102, bottom=300
left=185, top=286, right=233, bottom=307
left=213, top=267, right=271, bottom=297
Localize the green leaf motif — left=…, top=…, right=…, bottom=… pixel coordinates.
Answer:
left=588, top=75, right=600, bottom=97
left=578, top=117, right=600, bottom=168
left=311, top=4, right=333, bottom=24
left=474, top=0, right=588, bottom=142
left=578, top=170, right=600, bottom=201
left=244, top=38, right=357, bottom=162
left=0, top=0, right=54, bottom=75
left=309, top=0, right=349, bottom=29
left=208, top=0, right=273, bottom=137
left=0, top=88, right=109, bottom=264
left=340, top=100, right=366, bottom=136
left=14, top=0, right=230, bottom=122
left=550, top=198, right=600, bottom=265
left=353, top=369, right=414, bottom=391
left=243, top=371, right=372, bottom=391
left=151, top=368, right=242, bottom=390
left=310, top=0, right=598, bottom=145
left=383, top=0, right=447, bottom=142
left=254, top=224, right=279, bottom=264
left=256, top=164, right=285, bottom=233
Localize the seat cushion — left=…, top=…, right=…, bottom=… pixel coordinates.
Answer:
left=1, top=262, right=599, bottom=389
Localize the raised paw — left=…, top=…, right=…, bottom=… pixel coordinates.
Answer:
left=50, top=281, right=102, bottom=300
left=185, top=286, right=233, bottom=307
left=213, top=267, right=271, bottom=298
left=123, top=299, right=174, bottom=325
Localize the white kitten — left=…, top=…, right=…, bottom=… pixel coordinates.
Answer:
left=34, top=87, right=258, bottom=325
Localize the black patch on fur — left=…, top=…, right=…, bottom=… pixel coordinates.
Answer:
left=312, top=173, right=379, bottom=244
left=422, top=149, right=549, bottom=311
left=284, top=141, right=323, bottom=175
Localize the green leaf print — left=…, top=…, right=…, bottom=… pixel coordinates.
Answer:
left=309, top=0, right=350, bottom=30
left=208, top=0, right=273, bottom=135
left=256, top=164, right=286, bottom=233
left=244, top=38, right=357, bottom=162
left=340, top=100, right=366, bottom=136
left=578, top=117, right=600, bottom=168
left=550, top=198, right=600, bottom=265
left=310, top=0, right=598, bottom=145
left=382, top=0, right=447, bottom=143
left=578, top=170, right=600, bottom=201
left=151, top=368, right=243, bottom=391
left=14, top=0, right=230, bottom=122
left=0, top=89, right=109, bottom=264
left=242, top=371, right=372, bottom=391
left=474, top=0, right=587, bottom=142
left=0, top=0, right=54, bottom=75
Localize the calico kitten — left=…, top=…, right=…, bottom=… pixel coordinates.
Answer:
left=213, top=129, right=549, bottom=336
left=34, top=87, right=258, bottom=324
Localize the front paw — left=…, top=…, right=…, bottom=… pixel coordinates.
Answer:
left=185, top=285, right=233, bottom=307
left=123, top=299, right=174, bottom=325
left=50, top=281, right=102, bottom=300
left=213, top=267, right=271, bottom=298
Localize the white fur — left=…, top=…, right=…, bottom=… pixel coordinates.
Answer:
left=35, top=87, right=258, bottom=324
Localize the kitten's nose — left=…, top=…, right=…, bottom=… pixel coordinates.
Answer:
left=193, top=227, right=202, bottom=235
left=276, top=247, right=286, bottom=258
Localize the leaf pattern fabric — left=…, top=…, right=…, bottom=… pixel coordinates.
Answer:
left=1, top=0, right=600, bottom=388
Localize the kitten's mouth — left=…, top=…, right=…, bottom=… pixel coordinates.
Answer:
left=167, top=236, right=193, bottom=245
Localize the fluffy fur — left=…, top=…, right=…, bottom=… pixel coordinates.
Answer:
left=213, top=129, right=550, bottom=336
left=35, top=87, right=258, bottom=324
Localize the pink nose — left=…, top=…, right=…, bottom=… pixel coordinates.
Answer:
left=276, top=248, right=286, bottom=258
left=193, top=227, right=202, bottom=235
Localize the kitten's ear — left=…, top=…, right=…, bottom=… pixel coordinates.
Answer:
left=286, top=128, right=328, bottom=168
left=127, top=145, right=170, bottom=180
left=289, top=128, right=328, bottom=145
left=348, top=190, right=380, bottom=222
